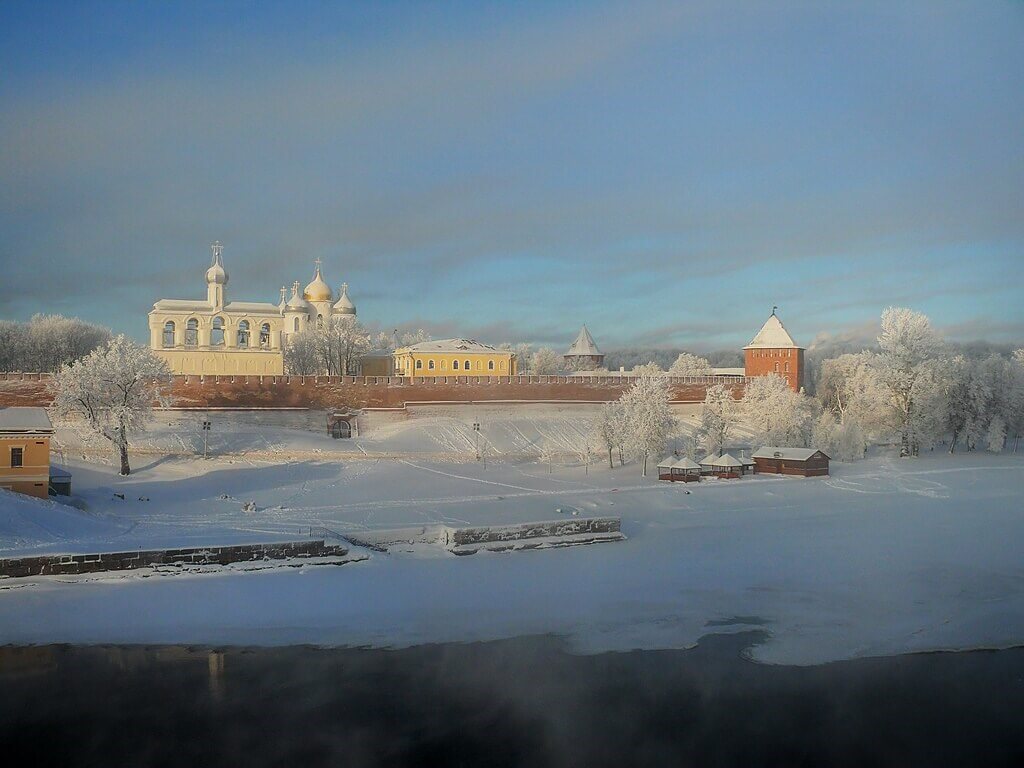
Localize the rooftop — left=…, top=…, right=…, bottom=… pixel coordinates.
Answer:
left=752, top=447, right=829, bottom=461
left=0, top=407, right=54, bottom=433
left=744, top=313, right=801, bottom=349
left=566, top=325, right=601, bottom=357
left=400, top=339, right=506, bottom=354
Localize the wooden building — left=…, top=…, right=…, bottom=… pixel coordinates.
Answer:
left=752, top=447, right=830, bottom=477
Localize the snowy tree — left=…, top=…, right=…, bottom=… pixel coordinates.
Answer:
left=0, top=314, right=111, bottom=372
left=400, top=328, right=432, bottom=347
left=631, top=362, right=663, bottom=376
left=595, top=401, right=629, bottom=468
left=317, top=315, right=372, bottom=375
left=875, top=307, right=945, bottom=456
left=285, top=317, right=372, bottom=375
left=812, top=412, right=867, bottom=461
left=531, top=347, right=561, bottom=375
left=283, top=332, right=320, bottom=375
left=816, top=352, right=888, bottom=435
left=669, top=352, right=712, bottom=376
left=694, top=383, right=738, bottom=457
left=499, top=343, right=534, bottom=374
left=619, top=375, right=676, bottom=476
left=51, top=336, right=171, bottom=476
left=1009, top=350, right=1024, bottom=452
left=742, top=374, right=817, bottom=448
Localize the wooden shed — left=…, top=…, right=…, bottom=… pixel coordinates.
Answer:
left=752, top=447, right=830, bottom=477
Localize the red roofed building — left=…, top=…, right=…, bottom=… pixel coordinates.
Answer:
left=743, top=309, right=804, bottom=392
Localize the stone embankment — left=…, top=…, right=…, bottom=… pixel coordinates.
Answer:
left=0, top=540, right=348, bottom=579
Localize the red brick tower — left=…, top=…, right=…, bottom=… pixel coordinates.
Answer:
left=743, top=309, right=804, bottom=392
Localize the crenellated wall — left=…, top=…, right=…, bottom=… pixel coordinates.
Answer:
left=0, top=372, right=748, bottom=410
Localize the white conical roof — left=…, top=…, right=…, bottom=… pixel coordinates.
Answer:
left=566, top=325, right=601, bottom=356
left=332, top=282, right=356, bottom=314
left=744, top=312, right=801, bottom=349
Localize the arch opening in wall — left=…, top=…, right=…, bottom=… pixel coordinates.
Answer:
left=260, top=323, right=271, bottom=348
left=237, top=320, right=250, bottom=348
left=293, top=317, right=300, bottom=333
left=162, top=321, right=175, bottom=348
left=185, top=318, right=199, bottom=347
left=211, top=317, right=225, bottom=346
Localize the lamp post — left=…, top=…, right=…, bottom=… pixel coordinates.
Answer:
left=202, top=417, right=211, bottom=459
left=473, top=422, right=480, bottom=462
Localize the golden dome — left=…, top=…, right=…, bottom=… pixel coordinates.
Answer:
left=303, top=263, right=333, bottom=302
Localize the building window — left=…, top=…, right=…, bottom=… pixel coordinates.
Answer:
left=185, top=318, right=198, bottom=346
left=237, top=320, right=250, bottom=348
left=476, top=361, right=482, bottom=370
left=293, top=318, right=300, bottom=333
left=464, top=360, right=470, bottom=371
left=774, top=362, right=779, bottom=373
left=162, top=321, right=175, bottom=348
left=10, top=447, right=23, bottom=468
left=211, top=317, right=225, bottom=346
left=260, top=323, right=271, bottom=348
left=428, top=360, right=435, bottom=370
left=784, top=361, right=790, bottom=373
left=317, top=314, right=324, bottom=329
left=452, top=360, right=460, bottom=370
left=416, top=359, right=423, bottom=370
left=500, top=361, right=506, bottom=371
left=441, top=360, right=447, bottom=370
left=488, top=360, right=494, bottom=371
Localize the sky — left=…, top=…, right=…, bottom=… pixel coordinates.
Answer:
left=1, top=0, right=1022, bottom=353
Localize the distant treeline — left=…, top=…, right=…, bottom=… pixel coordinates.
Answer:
left=603, top=349, right=744, bottom=372
left=0, top=314, right=112, bottom=372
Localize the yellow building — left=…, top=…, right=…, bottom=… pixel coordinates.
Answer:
left=0, top=407, right=54, bottom=499
left=148, top=242, right=357, bottom=375
left=392, top=339, right=517, bottom=377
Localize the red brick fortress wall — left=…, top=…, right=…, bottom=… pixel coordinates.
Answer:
left=0, top=372, right=748, bottom=410
left=743, top=348, right=803, bottom=392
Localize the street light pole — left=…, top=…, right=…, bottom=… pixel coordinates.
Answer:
left=473, top=422, right=480, bottom=461
left=202, top=417, right=211, bottom=459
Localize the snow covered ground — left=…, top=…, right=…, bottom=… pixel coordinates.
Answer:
left=1, top=408, right=1022, bottom=666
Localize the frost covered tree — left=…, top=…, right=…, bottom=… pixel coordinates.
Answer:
left=1009, top=350, right=1024, bottom=452
left=695, top=383, right=738, bottom=457
left=0, top=314, right=112, bottom=372
left=283, top=332, right=319, bottom=374
left=499, top=343, right=534, bottom=374
left=317, top=315, right=372, bottom=375
left=875, top=307, right=945, bottom=456
left=669, top=352, right=712, bottom=376
left=631, top=362, right=663, bottom=376
left=812, top=412, right=867, bottom=461
left=816, top=352, right=887, bottom=435
left=285, top=317, right=372, bottom=375
left=742, top=374, right=817, bottom=448
left=52, top=336, right=171, bottom=476
left=531, top=347, right=561, bottom=375
left=619, top=375, right=676, bottom=476
left=595, top=401, right=631, bottom=468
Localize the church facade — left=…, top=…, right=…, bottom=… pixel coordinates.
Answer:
left=148, top=243, right=357, bottom=375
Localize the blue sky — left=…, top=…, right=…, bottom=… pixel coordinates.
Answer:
left=1, top=1, right=1022, bottom=352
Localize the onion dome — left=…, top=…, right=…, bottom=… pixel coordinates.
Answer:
left=332, top=282, right=356, bottom=315
left=303, top=262, right=333, bottom=302
left=205, top=241, right=228, bottom=285
left=285, top=281, right=311, bottom=311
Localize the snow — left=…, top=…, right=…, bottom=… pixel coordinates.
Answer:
left=743, top=313, right=800, bottom=349
left=1, top=410, right=1023, bottom=667
left=751, top=447, right=824, bottom=461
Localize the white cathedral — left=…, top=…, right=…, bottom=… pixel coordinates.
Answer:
left=148, top=242, right=357, bottom=375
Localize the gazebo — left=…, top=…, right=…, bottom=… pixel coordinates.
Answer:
left=700, top=452, right=745, bottom=479
left=657, top=456, right=701, bottom=483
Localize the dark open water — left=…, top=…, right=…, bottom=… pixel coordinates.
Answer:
left=2, top=632, right=1023, bottom=767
